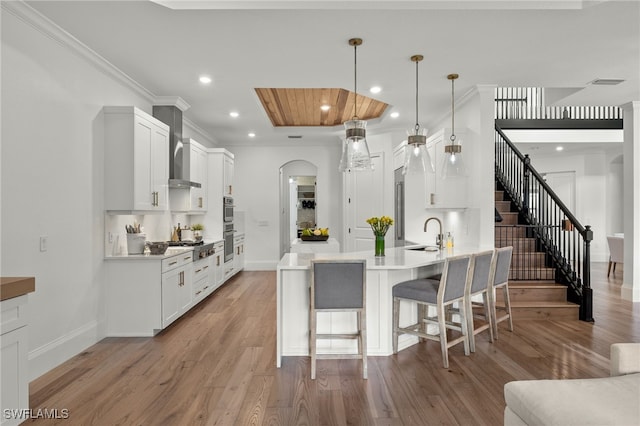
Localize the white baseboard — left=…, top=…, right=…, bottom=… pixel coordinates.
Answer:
left=28, top=320, right=100, bottom=381
left=245, top=261, right=278, bottom=271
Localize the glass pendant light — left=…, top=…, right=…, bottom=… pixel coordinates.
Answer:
left=441, top=73, right=466, bottom=179
left=403, top=54, right=434, bottom=176
left=338, top=38, right=373, bottom=172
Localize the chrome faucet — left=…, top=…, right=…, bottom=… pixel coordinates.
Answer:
left=424, top=217, right=444, bottom=250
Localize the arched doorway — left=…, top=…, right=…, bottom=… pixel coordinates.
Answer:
left=279, top=160, right=318, bottom=258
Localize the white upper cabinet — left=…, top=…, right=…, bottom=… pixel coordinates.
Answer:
left=223, top=153, right=234, bottom=196
left=426, top=128, right=468, bottom=209
left=104, top=106, right=169, bottom=212
left=170, top=138, right=209, bottom=213
left=189, top=141, right=208, bottom=211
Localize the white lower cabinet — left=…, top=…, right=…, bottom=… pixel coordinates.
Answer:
left=212, top=241, right=225, bottom=289
left=161, top=261, right=192, bottom=328
left=1, top=296, right=29, bottom=426
left=231, top=234, right=245, bottom=278
left=106, top=251, right=194, bottom=336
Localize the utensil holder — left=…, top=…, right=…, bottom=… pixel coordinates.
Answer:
left=126, top=233, right=146, bottom=255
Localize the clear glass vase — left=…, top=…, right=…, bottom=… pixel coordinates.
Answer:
left=375, top=234, right=385, bottom=257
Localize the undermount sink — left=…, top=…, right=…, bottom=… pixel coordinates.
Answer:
left=405, top=245, right=439, bottom=252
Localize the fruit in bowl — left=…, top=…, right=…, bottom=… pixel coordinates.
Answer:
left=301, top=227, right=329, bottom=240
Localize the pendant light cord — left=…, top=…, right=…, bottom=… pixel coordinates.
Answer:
left=415, top=59, right=419, bottom=132
left=353, top=43, right=358, bottom=120
left=450, top=76, right=456, bottom=144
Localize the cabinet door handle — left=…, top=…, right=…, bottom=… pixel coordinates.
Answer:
left=216, top=256, right=220, bottom=266
left=198, top=197, right=203, bottom=208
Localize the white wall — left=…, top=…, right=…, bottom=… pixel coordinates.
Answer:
left=405, top=86, right=496, bottom=250
left=1, top=6, right=156, bottom=378
left=226, top=143, right=342, bottom=270
left=518, top=150, right=619, bottom=262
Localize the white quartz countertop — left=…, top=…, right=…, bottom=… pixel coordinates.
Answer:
left=278, top=244, right=484, bottom=270
left=104, top=240, right=224, bottom=261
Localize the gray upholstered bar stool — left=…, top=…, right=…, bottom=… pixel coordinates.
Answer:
left=491, top=246, right=514, bottom=338
left=465, top=250, right=496, bottom=353
left=392, top=254, right=472, bottom=368
left=309, top=259, right=367, bottom=380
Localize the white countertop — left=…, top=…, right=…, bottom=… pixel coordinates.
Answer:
left=277, top=244, right=482, bottom=270
left=104, top=239, right=224, bottom=261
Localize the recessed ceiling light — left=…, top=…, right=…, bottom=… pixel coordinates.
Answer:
left=199, top=75, right=212, bottom=84
left=248, top=132, right=256, bottom=138
left=370, top=86, right=382, bottom=94
left=556, top=146, right=564, bottom=151
left=229, top=111, right=239, bottom=118
left=390, top=112, right=399, bottom=118
left=320, top=105, right=331, bottom=112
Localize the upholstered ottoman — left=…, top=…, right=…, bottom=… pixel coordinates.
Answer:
left=504, top=343, right=640, bottom=426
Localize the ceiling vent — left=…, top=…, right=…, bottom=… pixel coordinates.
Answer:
left=589, top=78, right=625, bottom=86
left=288, top=135, right=303, bottom=139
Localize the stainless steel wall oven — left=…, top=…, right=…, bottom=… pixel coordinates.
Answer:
left=223, top=196, right=234, bottom=223
left=224, top=223, right=234, bottom=263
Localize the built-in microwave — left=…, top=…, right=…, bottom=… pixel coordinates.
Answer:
left=223, top=196, right=234, bottom=223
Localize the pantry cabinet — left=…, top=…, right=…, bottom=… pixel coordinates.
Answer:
left=104, top=106, right=169, bottom=212
left=205, top=148, right=235, bottom=240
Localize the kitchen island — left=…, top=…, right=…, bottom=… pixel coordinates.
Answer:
left=276, top=245, right=483, bottom=367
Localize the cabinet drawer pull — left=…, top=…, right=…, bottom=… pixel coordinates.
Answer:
left=169, top=261, right=178, bottom=266
left=204, top=286, right=209, bottom=290
left=184, top=256, right=191, bottom=261
left=195, top=290, right=202, bottom=296
left=195, top=268, right=202, bottom=273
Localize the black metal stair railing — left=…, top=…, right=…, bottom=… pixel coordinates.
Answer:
left=495, top=124, right=593, bottom=322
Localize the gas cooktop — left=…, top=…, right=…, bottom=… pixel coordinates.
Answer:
left=167, top=240, right=204, bottom=247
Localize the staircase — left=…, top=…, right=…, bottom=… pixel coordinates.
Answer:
left=495, top=188, right=580, bottom=320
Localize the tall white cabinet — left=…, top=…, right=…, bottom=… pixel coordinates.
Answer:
left=104, top=106, right=169, bottom=212
left=204, top=148, right=234, bottom=241
left=170, top=138, right=209, bottom=213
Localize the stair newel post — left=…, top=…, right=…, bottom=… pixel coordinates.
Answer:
left=522, top=154, right=531, bottom=211
left=581, top=225, right=594, bottom=322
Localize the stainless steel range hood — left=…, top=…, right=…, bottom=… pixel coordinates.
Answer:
left=152, top=104, right=201, bottom=189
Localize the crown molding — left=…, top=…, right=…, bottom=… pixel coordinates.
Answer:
left=153, top=96, right=191, bottom=112
left=1, top=1, right=155, bottom=102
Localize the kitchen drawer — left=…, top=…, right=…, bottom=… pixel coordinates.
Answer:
left=1, top=295, right=28, bottom=335
left=192, top=259, right=210, bottom=281
left=162, top=252, right=193, bottom=273
left=193, top=275, right=212, bottom=301
left=233, top=234, right=245, bottom=245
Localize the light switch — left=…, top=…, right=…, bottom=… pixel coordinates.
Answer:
left=40, top=236, right=48, bottom=252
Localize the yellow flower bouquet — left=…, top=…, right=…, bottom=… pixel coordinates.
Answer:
left=366, top=216, right=394, bottom=236
left=366, top=216, right=394, bottom=256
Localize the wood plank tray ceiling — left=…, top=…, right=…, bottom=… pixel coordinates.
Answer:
left=255, top=88, right=388, bottom=127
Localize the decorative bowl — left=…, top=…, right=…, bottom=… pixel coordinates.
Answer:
left=146, top=241, right=169, bottom=255
left=301, top=235, right=329, bottom=241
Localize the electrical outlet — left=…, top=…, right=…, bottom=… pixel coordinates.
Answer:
left=40, top=236, right=48, bottom=252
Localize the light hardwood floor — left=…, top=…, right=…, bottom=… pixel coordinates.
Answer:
left=26, top=263, right=639, bottom=425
